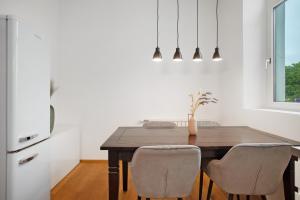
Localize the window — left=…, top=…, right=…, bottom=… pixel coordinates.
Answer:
left=273, top=0, right=300, bottom=103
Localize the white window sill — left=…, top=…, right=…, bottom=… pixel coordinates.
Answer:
left=250, top=108, right=300, bottom=116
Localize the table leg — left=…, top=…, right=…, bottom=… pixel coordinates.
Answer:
left=199, top=170, right=204, bottom=200
left=122, top=160, right=128, bottom=192
left=283, top=157, right=296, bottom=200
left=108, top=150, right=119, bottom=200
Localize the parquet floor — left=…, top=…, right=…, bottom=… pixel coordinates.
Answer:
left=51, top=161, right=259, bottom=200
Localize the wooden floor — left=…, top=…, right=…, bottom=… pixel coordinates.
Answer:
left=51, top=161, right=259, bottom=200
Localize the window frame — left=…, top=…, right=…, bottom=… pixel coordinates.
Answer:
left=266, top=0, right=300, bottom=111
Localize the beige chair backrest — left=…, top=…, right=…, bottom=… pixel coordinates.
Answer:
left=131, top=145, right=201, bottom=198
left=143, top=121, right=177, bottom=129
left=197, top=121, right=220, bottom=127
left=208, top=143, right=292, bottom=195
left=142, top=120, right=219, bottom=128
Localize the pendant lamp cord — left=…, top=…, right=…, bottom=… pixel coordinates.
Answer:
left=156, top=0, right=159, bottom=48
left=177, top=0, right=180, bottom=48
left=196, top=0, right=199, bottom=48
left=216, top=0, right=219, bottom=47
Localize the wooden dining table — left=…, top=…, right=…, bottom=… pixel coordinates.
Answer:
left=100, top=126, right=300, bottom=200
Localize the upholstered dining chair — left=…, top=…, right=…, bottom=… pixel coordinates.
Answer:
left=140, top=120, right=218, bottom=200
left=203, top=143, right=292, bottom=200
left=131, top=145, right=201, bottom=200
left=197, top=121, right=220, bottom=200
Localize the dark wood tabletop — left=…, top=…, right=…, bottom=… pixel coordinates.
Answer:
left=101, top=126, right=300, bottom=150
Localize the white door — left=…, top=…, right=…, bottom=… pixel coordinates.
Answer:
left=6, top=140, right=50, bottom=200
left=6, top=16, right=50, bottom=152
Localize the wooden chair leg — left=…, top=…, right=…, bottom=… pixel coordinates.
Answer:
left=137, top=196, right=141, bottom=200
left=228, top=194, right=234, bottom=200
left=206, top=179, right=213, bottom=200
left=246, top=195, right=250, bottom=200
left=237, top=194, right=240, bottom=200
left=261, top=195, right=267, bottom=200
left=199, top=170, right=204, bottom=200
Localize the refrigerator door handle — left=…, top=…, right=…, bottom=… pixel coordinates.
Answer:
left=18, top=153, right=38, bottom=165
left=18, top=134, right=39, bottom=143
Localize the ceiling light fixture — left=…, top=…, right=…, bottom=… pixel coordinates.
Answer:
left=173, top=0, right=183, bottom=62
left=212, top=0, right=222, bottom=62
left=153, top=0, right=162, bottom=62
left=193, top=0, right=203, bottom=62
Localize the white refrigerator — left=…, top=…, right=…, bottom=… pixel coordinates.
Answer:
left=0, top=15, right=50, bottom=200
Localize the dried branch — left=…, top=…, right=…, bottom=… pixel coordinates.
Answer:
left=189, top=91, right=218, bottom=116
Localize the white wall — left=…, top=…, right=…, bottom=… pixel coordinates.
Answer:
left=0, top=0, right=60, bottom=78
left=55, top=0, right=300, bottom=160
left=242, top=0, right=300, bottom=142
left=245, top=109, right=300, bottom=141
left=214, top=0, right=300, bottom=145
left=243, top=0, right=268, bottom=109
left=57, top=0, right=266, bottom=160
left=218, top=0, right=244, bottom=125
left=55, top=0, right=235, bottom=159
left=195, top=0, right=300, bottom=145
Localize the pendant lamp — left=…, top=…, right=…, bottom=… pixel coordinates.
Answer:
left=193, top=0, right=203, bottom=62
left=153, top=0, right=162, bottom=62
left=212, top=0, right=222, bottom=61
left=173, top=0, right=183, bottom=62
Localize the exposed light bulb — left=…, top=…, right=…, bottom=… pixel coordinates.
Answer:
left=212, top=47, right=222, bottom=62
left=193, top=47, right=203, bottom=62
left=152, top=47, right=162, bottom=62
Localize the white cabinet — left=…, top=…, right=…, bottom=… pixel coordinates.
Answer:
left=49, top=124, right=80, bottom=188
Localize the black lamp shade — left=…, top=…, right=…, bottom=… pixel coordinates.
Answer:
left=212, top=47, right=222, bottom=61
left=193, top=47, right=203, bottom=62
left=152, top=47, right=162, bottom=62
left=173, top=47, right=183, bottom=62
